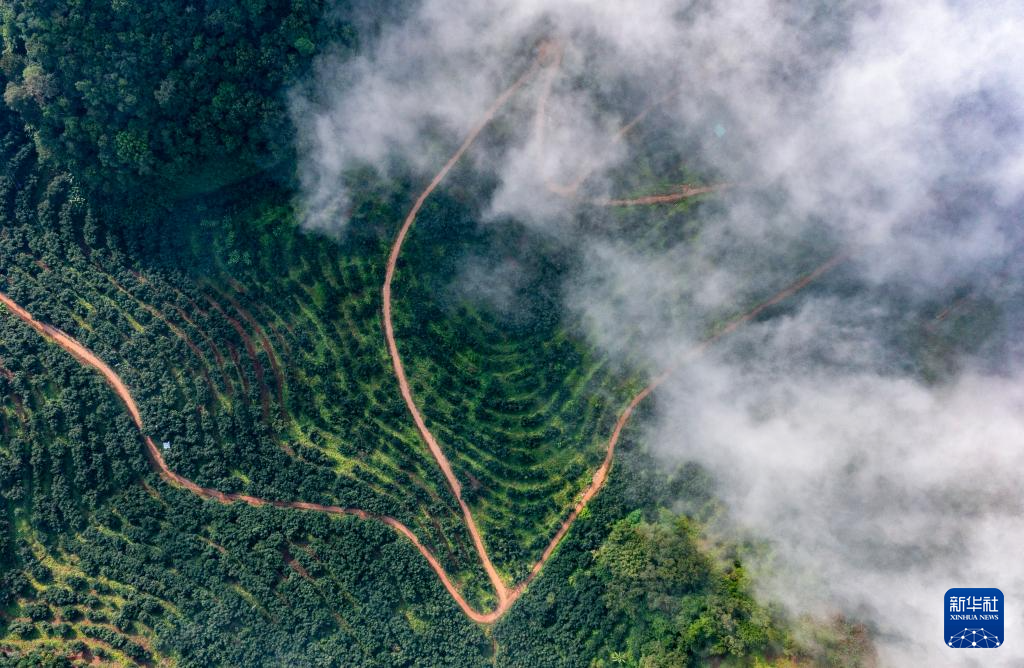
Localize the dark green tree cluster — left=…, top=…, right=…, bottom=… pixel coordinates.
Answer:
left=0, top=106, right=496, bottom=608
left=0, top=12, right=883, bottom=658
left=0, top=0, right=350, bottom=193
left=592, top=511, right=779, bottom=665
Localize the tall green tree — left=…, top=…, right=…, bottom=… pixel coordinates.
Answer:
left=0, top=0, right=350, bottom=194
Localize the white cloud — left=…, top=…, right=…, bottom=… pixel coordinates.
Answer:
left=293, top=0, right=1024, bottom=662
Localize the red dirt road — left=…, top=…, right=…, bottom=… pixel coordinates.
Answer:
left=0, top=290, right=490, bottom=623
left=597, top=184, right=732, bottom=207
left=532, top=41, right=727, bottom=205
left=380, top=44, right=844, bottom=618
left=381, top=59, right=544, bottom=609
left=0, top=42, right=843, bottom=626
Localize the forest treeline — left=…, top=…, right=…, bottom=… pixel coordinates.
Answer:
left=0, top=1, right=880, bottom=664
left=0, top=101, right=878, bottom=664
left=0, top=0, right=348, bottom=194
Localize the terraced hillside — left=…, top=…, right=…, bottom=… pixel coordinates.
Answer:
left=0, top=87, right=652, bottom=610
left=0, top=325, right=486, bottom=665
left=390, top=189, right=640, bottom=582
left=1, top=0, right=1011, bottom=661
left=0, top=51, right=887, bottom=661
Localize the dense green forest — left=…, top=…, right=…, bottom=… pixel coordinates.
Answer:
left=1, top=0, right=341, bottom=193
left=0, top=2, right=891, bottom=666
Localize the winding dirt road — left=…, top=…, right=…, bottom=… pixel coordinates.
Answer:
left=379, top=42, right=843, bottom=617
left=0, top=291, right=490, bottom=622
left=532, top=40, right=728, bottom=205
left=381, top=59, right=543, bottom=609
left=0, top=41, right=844, bottom=625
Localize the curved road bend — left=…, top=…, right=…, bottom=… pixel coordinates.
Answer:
left=381, top=37, right=846, bottom=615
left=381, top=55, right=547, bottom=607
left=533, top=41, right=728, bottom=204
left=0, top=290, right=496, bottom=623
left=0, top=41, right=844, bottom=625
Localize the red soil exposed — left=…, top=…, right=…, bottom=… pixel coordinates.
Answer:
left=0, top=289, right=489, bottom=621
left=221, top=291, right=287, bottom=418
left=532, top=41, right=727, bottom=205
left=381, top=57, right=544, bottom=611
left=379, top=44, right=844, bottom=619
left=597, top=183, right=733, bottom=207
left=206, top=295, right=273, bottom=419
left=0, top=40, right=843, bottom=626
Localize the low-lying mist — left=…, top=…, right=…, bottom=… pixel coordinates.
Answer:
left=293, top=0, right=1024, bottom=663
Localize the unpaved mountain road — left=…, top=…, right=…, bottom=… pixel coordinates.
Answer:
left=382, top=59, right=544, bottom=609
left=0, top=290, right=492, bottom=622
left=532, top=39, right=729, bottom=205
left=0, top=40, right=843, bottom=625
left=381, top=43, right=843, bottom=618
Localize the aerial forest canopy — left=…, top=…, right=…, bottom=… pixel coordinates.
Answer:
left=0, top=0, right=341, bottom=194
left=6, top=0, right=1009, bottom=665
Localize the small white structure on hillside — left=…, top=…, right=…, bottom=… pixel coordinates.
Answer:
left=162, top=441, right=171, bottom=451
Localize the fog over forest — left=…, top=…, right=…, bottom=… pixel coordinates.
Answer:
left=294, top=1, right=1024, bottom=663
